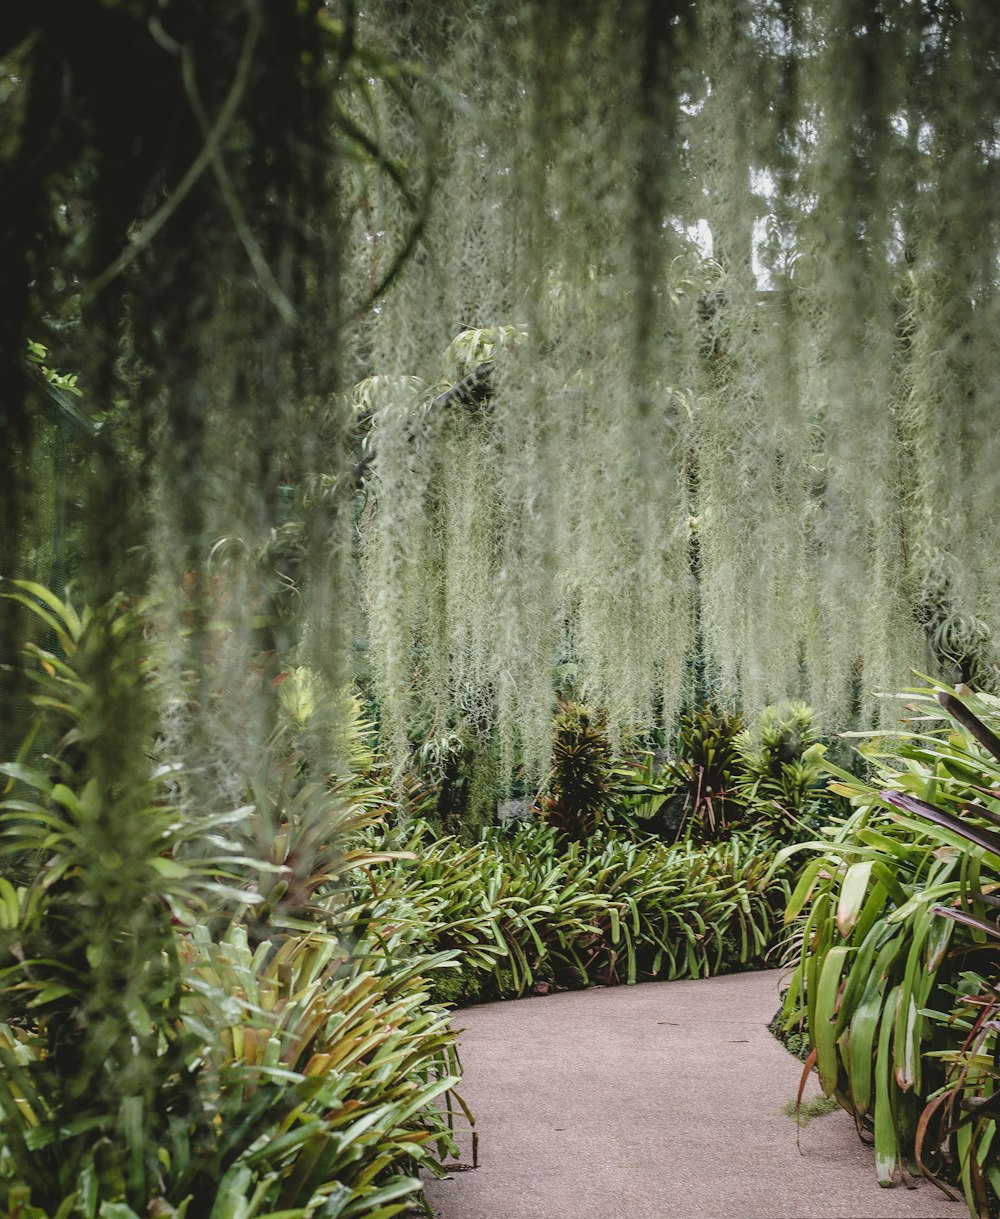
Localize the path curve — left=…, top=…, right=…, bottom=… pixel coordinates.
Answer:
left=424, top=969, right=965, bottom=1219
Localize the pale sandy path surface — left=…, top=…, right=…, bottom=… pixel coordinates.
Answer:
left=423, top=968, right=965, bottom=1219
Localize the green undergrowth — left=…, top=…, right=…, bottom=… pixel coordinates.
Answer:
left=780, top=684, right=1000, bottom=1214
left=360, top=820, right=791, bottom=1007
left=768, top=1006, right=811, bottom=1063
left=0, top=582, right=804, bottom=1218
left=0, top=585, right=820, bottom=1217
left=0, top=586, right=465, bottom=1219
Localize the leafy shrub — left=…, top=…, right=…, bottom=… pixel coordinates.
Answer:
left=166, top=919, right=461, bottom=1217
left=0, top=585, right=464, bottom=1218
left=732, top=702, right=832, bottom=841
left=610, top=750, right=672, bottom=831
left=0, top=583, right=233, bottom=1208
left=365, top=820, right=788, bottom=1002
left=537, top=701, right=618, bottom=841
left=0, top=916, right=462, bottom=1219
left=410, top=722, right=498, bottom=842
left=240, top=753, right=391, bottom=934
left=612, top=701, right=837, bottom=844
left=780, top=683, right=1000, bottom=1211
left=659, top=704, right=744, bottom=840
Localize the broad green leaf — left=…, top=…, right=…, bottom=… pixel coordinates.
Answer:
left=8, top=579, right=82, bottom=637
left=848, top=975, right=883, bottom=1116
left=874, top=986, right=901, bottom=1186
left=925, top=909, right=955, bottom=972
left=98, top=1203, right=143, bottom=1219
left=149, top=856, right=189, bottom=879
left=882, top=790, right=1000, bottom=860
left=815, top=946, right=850, bottom=1094
left=50, top=784, right=81, bottom=815
left=892, top=990, right=919, bottom=1093
left=836, top=919, right=888, bottom=1034
left=865, top=858, right=910, bottom=908
left=837, top=861, right=873, bottom=939
left=0, top=764, right=53, bottom=794
left=338, top=1176, right=423, bottom=1217
left=784, top=857, right=823, bottom=924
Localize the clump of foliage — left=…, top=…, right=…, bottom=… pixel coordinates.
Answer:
left=537, top=701, right=617, bottom=841
left=0, top=586, right=464, bottom=1218
left=24, top=340, right=83, bottom=399
left=365, top=819, right=788, bottom=1005
left=0, top=585, right=202, bottom=1206
left=780, top=683, right=1000, bottom=1213
left=408, top=721, right=500, bottom=842
left=732, top=702, right=831, bottom=841
left=657, top=703, right=744, bottom=839
left=617, top=701, right=836, bottom=844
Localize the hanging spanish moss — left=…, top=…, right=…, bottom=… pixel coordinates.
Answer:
left=2, top=3, right=429, bottom=789
left=4, top=0, right=1000, bottom=788
left=356, top=0, right=1000, bottom=777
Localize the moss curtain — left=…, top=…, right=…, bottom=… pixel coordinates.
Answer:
left=3, top=0, right=999, bottom=776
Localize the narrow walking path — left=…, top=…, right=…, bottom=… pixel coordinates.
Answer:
left=424, top=969, right=965, bottom=1219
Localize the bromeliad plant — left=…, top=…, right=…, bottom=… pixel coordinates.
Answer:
left=0, top=584, right=464, bottom=1218
left=165, top=919, right=461, bottom=1217
left=0, top=911, right=463, bottom=1219
left=733, top=702, right=832, bottom=842
left=612, top=701, right=834, bottom=844
left=657, top=703, right=744, bottom=840
left=780, top=682, right=1000, bottom=1213
left=365, top=819, right=787, bottom=1005
left=240, top=753, right=394, bottom=934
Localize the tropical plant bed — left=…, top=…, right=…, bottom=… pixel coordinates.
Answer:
left=361, top=820, right=791, bottom=1008
left=0, top=588, right=466, bottom=1219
